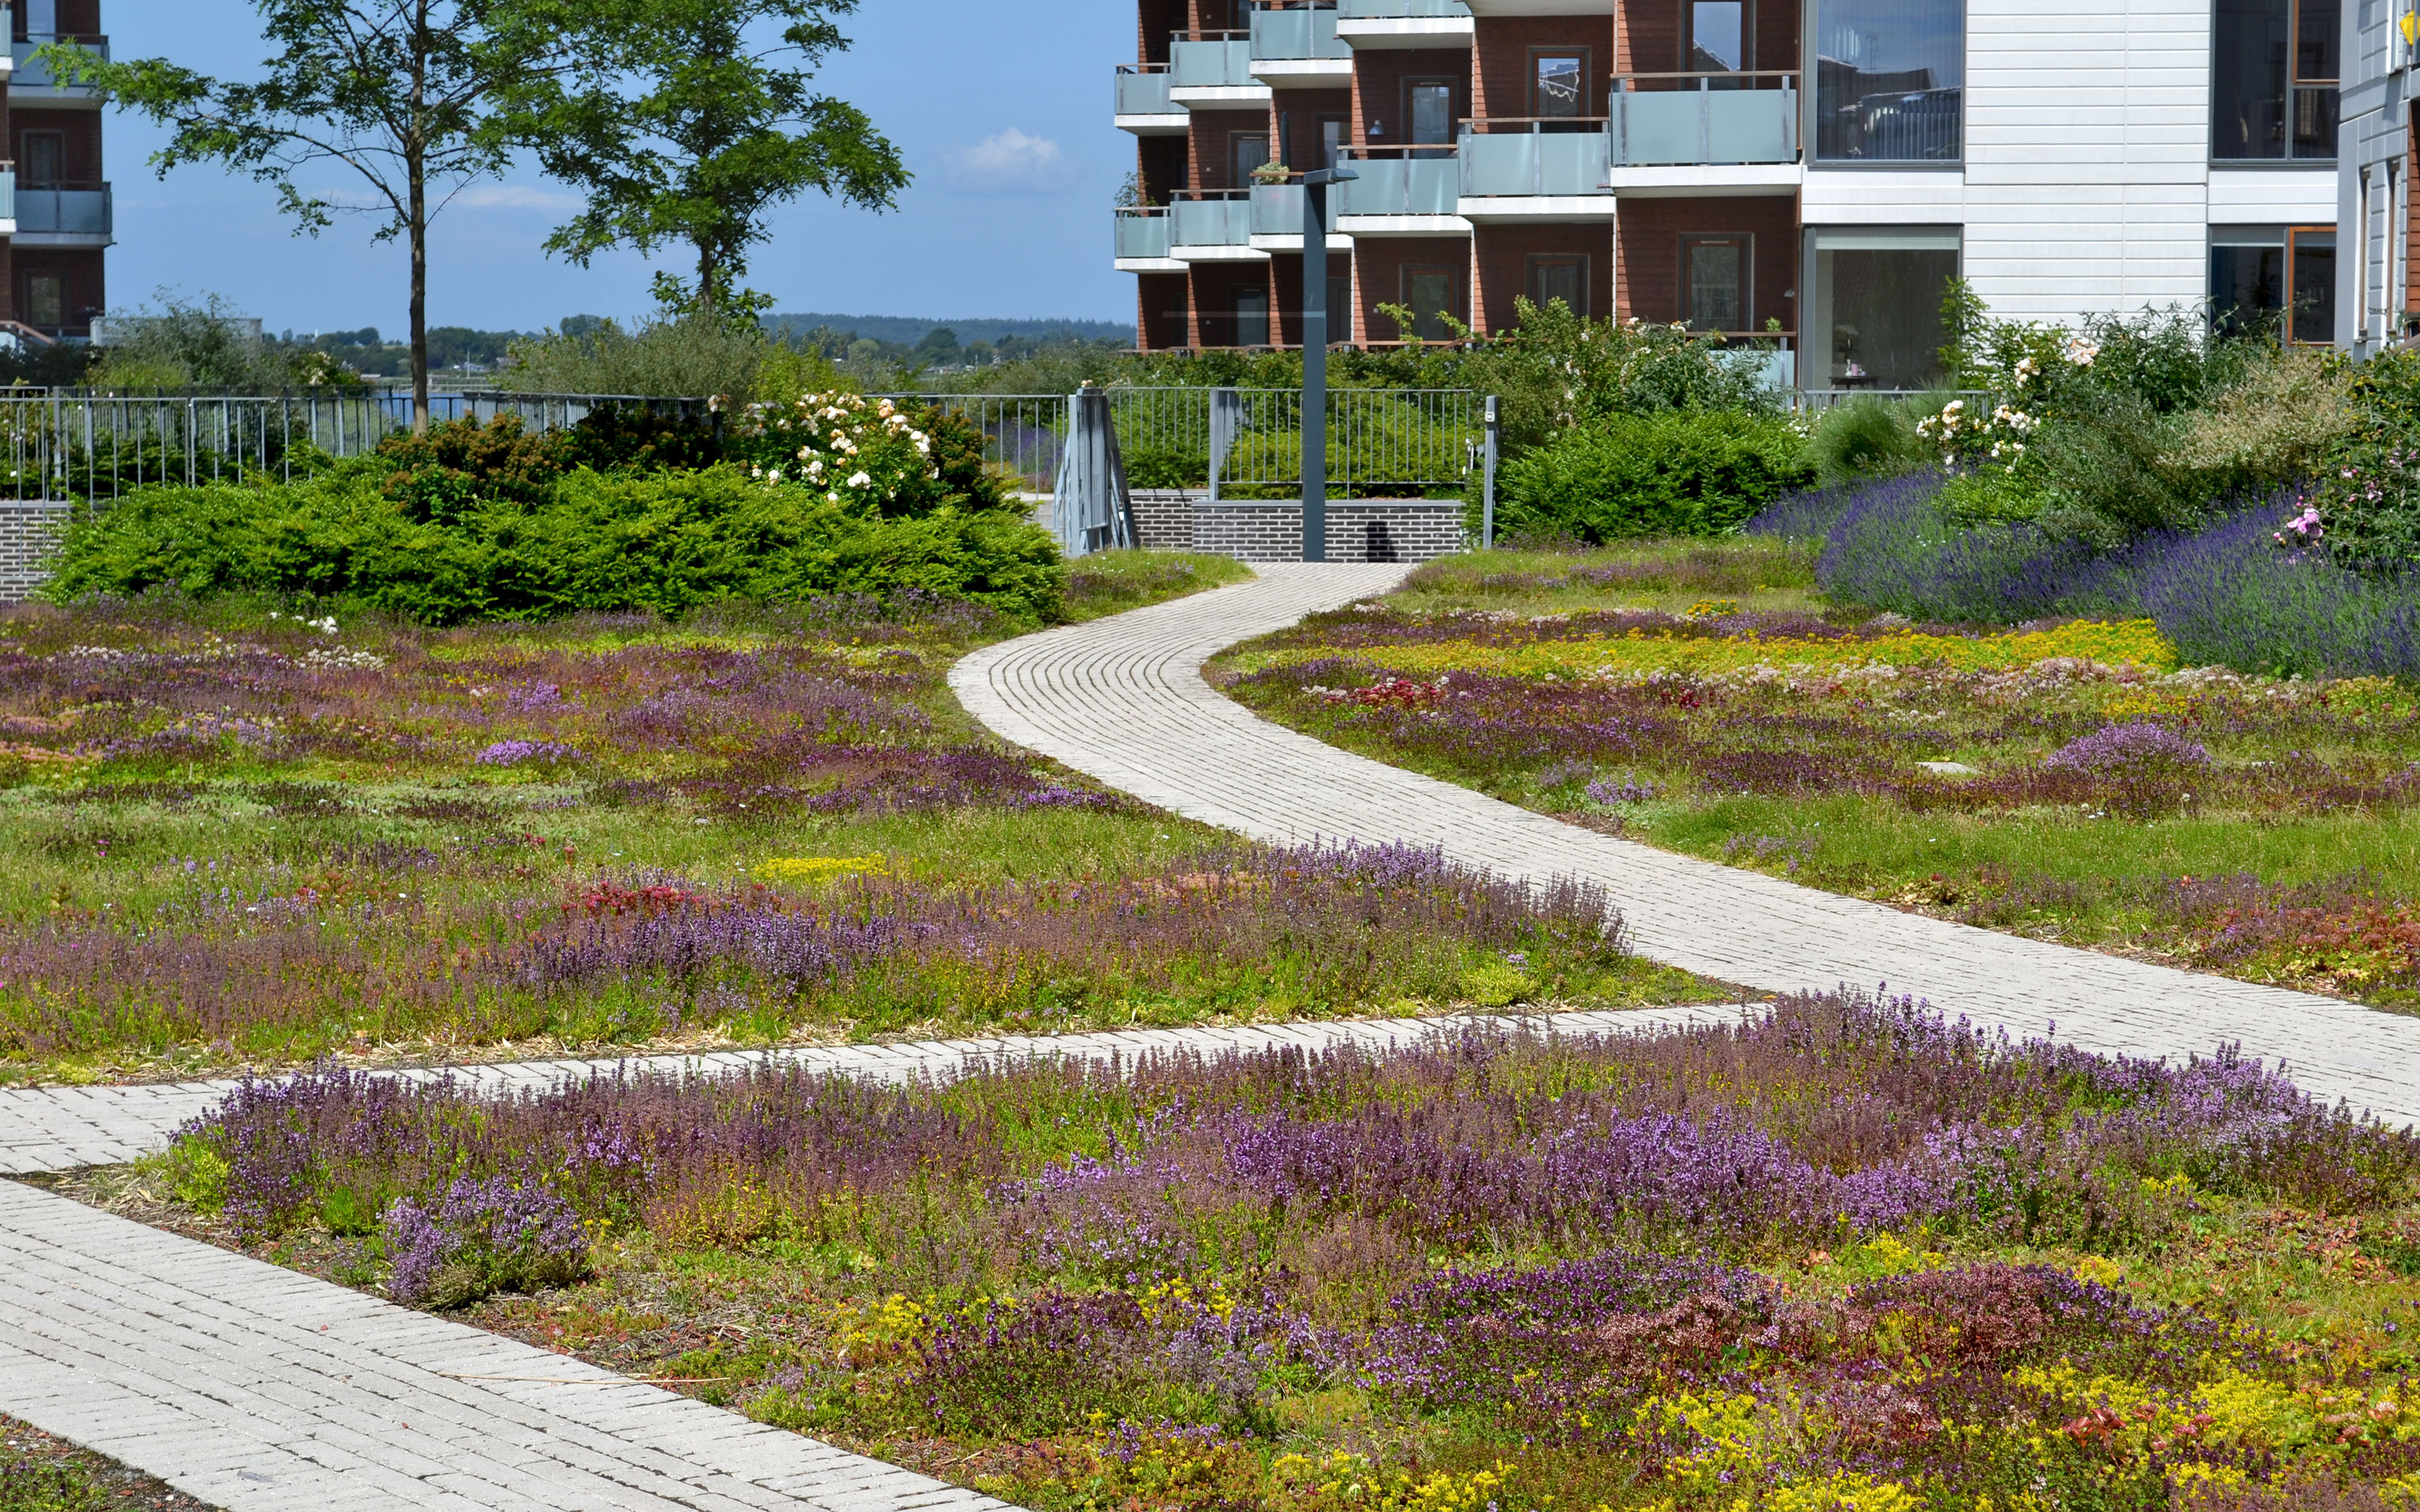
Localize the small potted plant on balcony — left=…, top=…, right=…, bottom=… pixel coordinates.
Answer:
left=1250, top=160, right=1293, bottom=184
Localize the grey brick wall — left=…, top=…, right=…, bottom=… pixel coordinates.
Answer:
left=1127, top=490, right=1201, bottom=552
left=0, top=503, right=68, bottom=603
left=1193, top=499, right=1464, bottom=564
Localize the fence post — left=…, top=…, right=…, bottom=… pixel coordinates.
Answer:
left=1481, top=394, right=1499, bottom=550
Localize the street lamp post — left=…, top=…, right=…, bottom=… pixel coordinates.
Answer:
left=1299, top=162, right=1354, bottom=562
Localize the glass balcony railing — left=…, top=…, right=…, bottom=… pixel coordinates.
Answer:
left=1170, top=193, right=1255, bottom=248
left=15, top=183, right=110, bottom=237
left=1336, top=0, right=1470, bottom=16
left=1115, top=208, right=1171, bottom=260
left=1613, top=74, right=1799, bottom=166
left=1248, top=180, right=1348, bottom=237
left=11, top=33, right=109, bottom=90
left=1250, top=5, right=1350, bottom=61
left=1115, top=66, right=1177, bottom=116
left=0, top=172, right=16, bottom=226
left=1171, top=36, right=1255, bottom=90
left=1336, top=150, right=1460, bottom=215
left=1458, top=124, right=1611, bottom=197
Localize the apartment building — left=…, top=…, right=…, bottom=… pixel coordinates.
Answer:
left=1113, top=0, right=2342, bottom=387
left=2340, top=0, right=2420, bottom=349
left=3, top=0, right=111, bottom=342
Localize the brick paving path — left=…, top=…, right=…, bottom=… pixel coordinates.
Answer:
left=951, top=563, right=2420, bottom=1124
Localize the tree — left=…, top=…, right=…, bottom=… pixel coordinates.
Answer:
left=520, top=0, right=909, bottom=322
left=43, top=2, right=569, bottom=432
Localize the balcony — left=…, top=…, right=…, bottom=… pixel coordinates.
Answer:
left=1115, top=65, right=1187, bottom=134
left=1170, top=36, right=1270, bottom=107
left=1248, top=178, right=1351, bottom=251
left=1457, top=122, right=1613, bottom=221
left=1115, top=207, right=1184, bottom=271
left=1334, top=0, right=1473, bottom=47
left=14, top=181, right=110, bottom=241
left=11, top=34, right=108, bottom=96
left=1335, top=148, right=1469, bottom=233
left=1249, top=5, right=1351, bottom=85
left=1609, top=73, right=1801, bottom=194
left=1168, top=192, right=1265, bottom=260
left=0, top=170, right=14, bottom=230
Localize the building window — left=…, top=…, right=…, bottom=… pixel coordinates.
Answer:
left=1688, top=0, right=1747, bottom=73
left=1681, top=237, right=1748, bottom=331
left=1229, top=132, right=1270, bottom=189
left=1814, top=0, right=1962, bottom=161
left=20, top=131, right=63, bottom=187
left=1528, top=255, right=1589, bottom=316
left=1407, top=81, right=1454, bottom=148
left=24, top=275, right=63, bottom=330
left=2213, top=0, right=2337, bottom=160
left=1235, top=287, right=1270, bottom=347
left=2209, top=226, right=2286, bottom=336
left=1532, top=51, right=1589, bottom=123
left=1328, top=272, right=1354, bottom=341
left=1401, top=265, right=1462, bottom=339
left=2288, top=225, right=2335, bottom=342
left=1320, top=114, right=1348, bottom=169
left=1806, top=226, right=1959, bottom=389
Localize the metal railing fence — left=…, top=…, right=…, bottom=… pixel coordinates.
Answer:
left=0, top=389, right=717, bottom=503
left=876, top=388, right=1478, bottom=495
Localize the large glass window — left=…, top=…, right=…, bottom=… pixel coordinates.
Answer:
left=1230, top=132, right=1269, bottom=188
left=1806, top=227, right=1959, bottom=389
left=1234, top=289, right=1270, bottom=347
left=2209, top=224, right=2338, bottom=340
left=1403, top=266, right=1462, bottom=339
left=2213, top=0, right=2337, bottom=160
left=1409, top=82, right=1454, bottom=146
left=1529, top=255, right=1589, bottom=316
left=1813, top=0, right=1962, bottom=161
left=1689, top=0, right=1746, bottom=71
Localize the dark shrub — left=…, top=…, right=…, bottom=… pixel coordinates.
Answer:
left=374, top=416, right=572, bottom=517
left=1498, top=410, right=1815, bottom=541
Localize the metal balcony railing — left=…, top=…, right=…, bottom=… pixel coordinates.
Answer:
left=1171, top=34, right=1255, bottom=89
left=1115, top=207, right=1172, bottom=259
left=1614, top=73, right=1798, bottom=166
left=1458, top=120, right=1612, bottom=197
left=1249, top=5, right=1350, bottom=60
left=14, top=182, right=110, bottom=236
left=1115, top=65, right=1177, bottom=116
left=1170, top=191, right=1255, bottom=248
left=1336, top=147, right=1460, bottom=215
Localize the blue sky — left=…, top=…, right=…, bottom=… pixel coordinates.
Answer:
left=104, top=1, right=1134, bottom=334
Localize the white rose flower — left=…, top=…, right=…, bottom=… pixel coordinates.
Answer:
left=847, top=470, right=872, bottom=488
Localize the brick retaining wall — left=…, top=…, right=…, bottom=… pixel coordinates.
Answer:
left=1192, top=499, right=1464, bottom=564
left=0, top=503, right=68, bottom=603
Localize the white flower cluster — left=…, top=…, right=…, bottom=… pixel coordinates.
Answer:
left=2064, top=336, right=2099, bottom=367
left=299, top=646, right=388, bottom=671
left=1916, top=396, right=2037, bottom=465
left=739, top=390, right=939, bottom=500
left=269, top=612, right=340, bottom=635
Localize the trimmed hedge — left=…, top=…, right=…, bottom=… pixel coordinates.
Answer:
left=1497, top=410, right=1814, bottom=541
left=45, top=462, right=1066, bottom=625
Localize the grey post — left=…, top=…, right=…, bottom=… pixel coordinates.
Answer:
left=1300, top=162, right=1355, bottom=562
left=1481, top=394, right=1500, bottom=549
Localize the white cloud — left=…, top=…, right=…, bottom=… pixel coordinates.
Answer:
left=943, top=129, right=1078, bottom=194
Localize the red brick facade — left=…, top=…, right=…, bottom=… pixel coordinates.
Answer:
left=7, top=0, right=110, bottom=338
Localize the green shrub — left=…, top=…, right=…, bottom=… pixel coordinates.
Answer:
left=2161, top=346, right=2350, bottom=501
left=1497, top=410, right=1815, bottom=541
left=1807, top=395, right=1933, bottom=484
left=46, top=464, right=1066, bottom=625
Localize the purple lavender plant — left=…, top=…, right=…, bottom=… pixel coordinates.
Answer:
left=383, top=1175, right=590, bottom=1309
left=473, top=739, right=579, bottom=766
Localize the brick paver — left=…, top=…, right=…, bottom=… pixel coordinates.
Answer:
left=950, top=563, right=2420, bottom=1124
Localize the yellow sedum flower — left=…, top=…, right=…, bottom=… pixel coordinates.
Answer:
left=753, top=854, right=888, bottom=884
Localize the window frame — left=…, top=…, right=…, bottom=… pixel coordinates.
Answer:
left=1528, top=47, right=1593, bottom=119
left=1686, top=0, right=1752, bottom=73
left=1399, top=263, right=1465, bottom=341
left=1804, top=0, right=1966, bottom=168
left=2285, top=223, right=2336, bottom=345
left=1526, top=253, right=1591, bottom=318
left=2207, top=0, right=2339, bottom=164
left=1680, top=233, right=1753, bottom=333
left=1404, top=78, right=1457, bottom=147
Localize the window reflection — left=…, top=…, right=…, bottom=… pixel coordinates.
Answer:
left=2213, top=0, right=2337, bottom=160
left=1814, top=0, right=1963, bottom=161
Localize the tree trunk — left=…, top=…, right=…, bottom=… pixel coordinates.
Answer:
left=408, top=5, right=430, bottom=435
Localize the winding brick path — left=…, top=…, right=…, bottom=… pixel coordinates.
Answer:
left=951, top=563, right=2420, bottom=1124
left=5, top=560, right=2417, bottom=1510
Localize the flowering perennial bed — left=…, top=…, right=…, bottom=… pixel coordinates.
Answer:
left=0, top=571, right=1700, bottom=1080
left=1215, top=543, right=2420, bottom=1010
left=133, top=993, right=2420, bottom=1510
